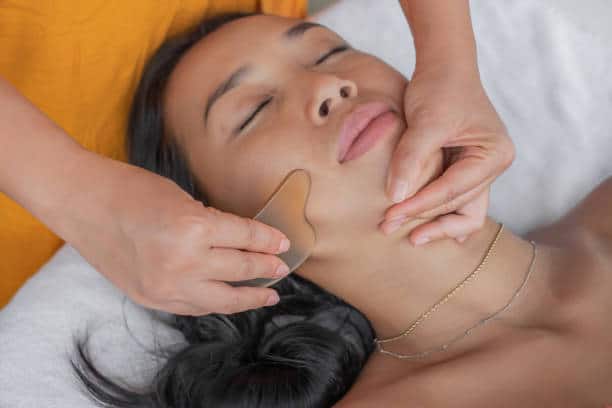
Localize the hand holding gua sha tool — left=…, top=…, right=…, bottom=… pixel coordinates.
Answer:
left=228, top=169, right=316, bottom=288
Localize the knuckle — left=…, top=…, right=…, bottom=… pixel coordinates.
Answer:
left=205, top=206, right=223, bottom=217
left=245, top=218, right=258, bottom=245
left=170, top=216, right=214, bottom=244
left=192, top=217, right=216, bottom=239
left=441, top=202, right=455, bottom=215
left=239, top=255, right=255, bottom=279
left=445, top=187, right=460, bottom=206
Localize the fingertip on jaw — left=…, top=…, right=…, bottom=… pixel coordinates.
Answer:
left=412, top=236, right=430, bottom=246
left=456, top=235, right=468, bottom=243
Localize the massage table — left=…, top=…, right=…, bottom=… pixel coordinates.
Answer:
left=2, top=1, right=612, bottom=406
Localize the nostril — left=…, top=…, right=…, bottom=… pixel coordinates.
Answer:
left=340, top=86, right=351, bottom=98
left=319, top=99, right=331, bottom=117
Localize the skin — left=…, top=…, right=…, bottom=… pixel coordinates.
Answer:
left=163, top=15, right=612, bottom=406
left=0, top=0, right=507, bottom=314
left=385, top=0, right=514, bottom=245
left=0, top=77, right=290, bottom=315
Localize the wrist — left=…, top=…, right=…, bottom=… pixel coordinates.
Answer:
left=401, top=0, right=479, bottom=76
left=412, top=56, right=481, bottom=87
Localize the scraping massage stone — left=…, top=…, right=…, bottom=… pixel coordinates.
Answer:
left=229, top=169, right=316, bottom=288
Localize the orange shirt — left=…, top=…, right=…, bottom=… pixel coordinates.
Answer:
left=0, top=0, right=306, bottom=307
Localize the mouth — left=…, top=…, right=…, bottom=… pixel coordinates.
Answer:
left=337, top=101, right=398, bottom=163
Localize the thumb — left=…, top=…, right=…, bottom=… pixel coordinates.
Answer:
left=387, top=123, right=448, bottom=203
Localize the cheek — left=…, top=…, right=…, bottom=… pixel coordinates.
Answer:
left=346, top=56, right=408, bottom=101
left=222, top=136, right=312, bottom=217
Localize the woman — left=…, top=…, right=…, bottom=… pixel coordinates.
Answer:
left=73, top=12, right=612, bottom=407
left=0, top=0, right=513, bottom=315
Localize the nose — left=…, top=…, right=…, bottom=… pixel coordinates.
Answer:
left=308, top=75, right=358, bottom=126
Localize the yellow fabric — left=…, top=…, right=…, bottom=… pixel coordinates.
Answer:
left=0, top=0, right=306, bottom=307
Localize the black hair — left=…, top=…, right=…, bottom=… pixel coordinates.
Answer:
left=72, top=12, right=376, bottom=408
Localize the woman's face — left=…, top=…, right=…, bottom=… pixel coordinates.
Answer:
left=163, top=15, right=434, bottom=248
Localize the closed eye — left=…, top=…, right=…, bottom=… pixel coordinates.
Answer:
left=315, top=44, right=349, bottom=65
left=235, top=45, right=349, bottom=134
left=238, top=96, right=273, bottom=132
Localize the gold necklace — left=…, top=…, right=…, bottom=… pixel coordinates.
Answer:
left=373, top=224, right=537, bottom=360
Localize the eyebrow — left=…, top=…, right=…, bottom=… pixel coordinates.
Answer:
left=204, top=65, right=251, bottom=121
left=283, top=21, right=323, bottom=39
left=204, top=22, right=324, bottom=122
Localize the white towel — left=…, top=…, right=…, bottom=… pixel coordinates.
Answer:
left=2, top=1, right=612, bottom=406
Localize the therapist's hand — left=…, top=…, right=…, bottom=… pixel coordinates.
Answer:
left=381, top=66, right=514, bottom=244
left=0, top=77, right=289, bottom=317
left=69, top=158, right=291, bottom=316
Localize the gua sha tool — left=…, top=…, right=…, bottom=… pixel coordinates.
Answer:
left=229, top=169, right=316, bottom=288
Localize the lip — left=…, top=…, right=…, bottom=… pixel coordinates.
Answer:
left=337, top=102, right=397, bottom=163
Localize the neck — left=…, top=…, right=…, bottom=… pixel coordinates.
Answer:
left=298, top=217, right=544, bottom=358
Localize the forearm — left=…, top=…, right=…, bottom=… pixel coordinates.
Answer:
left=0, top=77, right=116, bottom=240
left=399, top=0, right=477, bottom=74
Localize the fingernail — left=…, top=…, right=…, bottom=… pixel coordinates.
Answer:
left=278, top=238, right=290, bottom=253
left=266, top=293, right=280, bottom=306
left=413, top=236, right=430, bottom=246
left=382, top=217, right=407, bottom=235
left=275, top=263, right=290, bottom=277
left=391, top=181, right=409, bottom=204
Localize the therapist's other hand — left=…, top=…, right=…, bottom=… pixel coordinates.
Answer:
left=75, top=163, right=290, bottom=316
left=381, top=66, right=514, bottom=244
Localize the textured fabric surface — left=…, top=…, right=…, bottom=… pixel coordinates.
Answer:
left=0, top=0, right=306, bottom=307
left=2, top=1, right=612, bottom=406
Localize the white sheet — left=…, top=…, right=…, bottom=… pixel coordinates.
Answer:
left=2, top=1, right=612, bottom=406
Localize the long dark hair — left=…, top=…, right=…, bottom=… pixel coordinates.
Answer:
left=72, top=12, right=376, bottom=408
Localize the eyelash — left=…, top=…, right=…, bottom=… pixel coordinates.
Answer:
left=238, top=44, right=350, bottom=132
left=315, top=44, right=349, bottom=65
left=238, top=96, right=272, bottom=131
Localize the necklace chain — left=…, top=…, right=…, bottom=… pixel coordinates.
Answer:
left=374, top=224, right=537, bottom=360
left=375, top=223, right=505, bottom=345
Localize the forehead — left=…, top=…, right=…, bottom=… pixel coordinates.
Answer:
left=163, top=15, right=325, bottom=135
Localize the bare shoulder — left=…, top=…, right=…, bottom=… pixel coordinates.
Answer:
left=566, top=176, right=612, bottom=240
left=527, top=176, right=612, bottom=256
left=336, top=329, right=605, bottom=408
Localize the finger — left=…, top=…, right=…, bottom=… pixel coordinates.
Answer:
left=379, top=184, right=489, bottom=235
left=185, top=281, right=280, bottom=315
left=384, top=153, right=497, bottom=220
left=381, top=175, right=491, bottom=229
left=386, top=124, right=448, bottom=204
left=410, top=177, right=492, bottom=220
left=206, top=248, right=290, bottom=282
left=207, top=209, right=290, bottom=255
left=408, top=191, right=489, bottom=245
